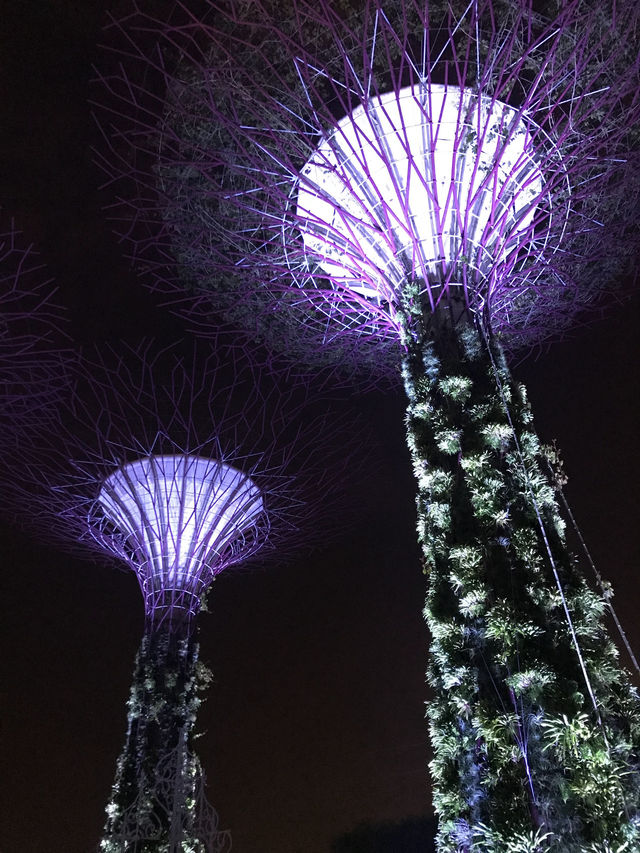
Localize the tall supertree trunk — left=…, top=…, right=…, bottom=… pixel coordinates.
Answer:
left=401, top=296, right=640, bottom=851
left=100, top=628, right=227, bottom=853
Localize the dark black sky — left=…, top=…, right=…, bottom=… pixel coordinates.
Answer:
left=1, top=3, right=638, bottom=853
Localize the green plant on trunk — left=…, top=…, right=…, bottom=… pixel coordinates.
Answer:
left=399, top=288, right=640, bottom=851
left=100, top=630, right=224, bottom=853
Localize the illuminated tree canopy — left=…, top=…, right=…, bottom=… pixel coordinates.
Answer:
left=96, top=0, right=640, bottom=365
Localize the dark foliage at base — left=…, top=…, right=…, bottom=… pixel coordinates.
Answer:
left=332, top=815, right=437, bottom=852
left=100, top=629, right=230, bottom=853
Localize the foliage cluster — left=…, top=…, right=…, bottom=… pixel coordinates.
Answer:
left=100, top=629, right=227, bottom=853
left=400, top=297, right=640, bottom=851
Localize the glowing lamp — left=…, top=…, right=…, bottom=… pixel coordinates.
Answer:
left=98, top=454, right=264, bottom=623
left=295, top=84, right=545, bottom=306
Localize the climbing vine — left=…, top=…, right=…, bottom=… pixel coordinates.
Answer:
left=399, top=291, right=640, bottom=852
left=100, top=629, right=222, bottom=853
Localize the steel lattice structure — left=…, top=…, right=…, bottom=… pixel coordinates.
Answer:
left=7, top=336, right=348, bottom=630
left=102, top=730, right=231, bottom=853
left=93, top=2, right=640, bottom=850
left=97, top=453, right=264, bottom=627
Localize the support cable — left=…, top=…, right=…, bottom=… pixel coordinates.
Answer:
left=477, top=321, right=608, bottom=742
left=481, top=325, right=640, bottom=822
left=548, top=465, right=640, bottom=678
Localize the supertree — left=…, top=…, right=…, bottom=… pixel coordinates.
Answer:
left=94, top=1, right=640, bottom=850
left=3, top=335, right=354, bottom=852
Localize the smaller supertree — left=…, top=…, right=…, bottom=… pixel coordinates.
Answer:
left=4, top=335, right=353, bottom=852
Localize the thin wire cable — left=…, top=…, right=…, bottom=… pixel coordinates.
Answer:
left=480, top=646, right=540, bottom=810
left=509, top=549, right=539, bottom=811
left=483, top=332, right=638, bottom=821
left=477, top=321, right=608, bottom=741
left=547, top=463, right=640, bottom=677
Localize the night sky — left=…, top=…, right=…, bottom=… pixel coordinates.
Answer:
left=1, top=3, right=638, bottom=852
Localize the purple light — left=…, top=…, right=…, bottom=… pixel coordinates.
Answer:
left=0, top=220, right=68, bottom=426
left=0, top=222, right=62, bottom=353
left=4, top=339, right=356, bottom=633
left=96, top=455, right=264, bottom=626
left=92, top=0, right=640, bottom=357
left=293, top=83, right=560, bottom=328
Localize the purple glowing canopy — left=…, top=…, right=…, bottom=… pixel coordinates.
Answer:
left=96, top=454, right=264, bottom=622
left=4, top=338, right=354, bottom=630
left=95, top=0, right=640, bottom=361
left=292, top=82, right=562, bottom=333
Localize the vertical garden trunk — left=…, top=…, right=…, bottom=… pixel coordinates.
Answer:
left=401, top=301, right=640, bottom=852
left=99, top=628, right=216, bottom=852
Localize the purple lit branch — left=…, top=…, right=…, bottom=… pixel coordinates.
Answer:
left=5, top=337, right=354, bottom=632
left=94, top=0, right=639, bottom=365
left=0, top=219, right=68, bottom=418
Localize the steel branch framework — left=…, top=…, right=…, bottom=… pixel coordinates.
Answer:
left=0, top=219, right=68, bottom=429
left=5, top=336, right=350, bottom=631
left=92, top=3, right=640, bottom=850
left=94, top=0, right=639, bottom=364
left=96, top=454, right=264, bottom=628
left=3, top=334, right=357, bottom=851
